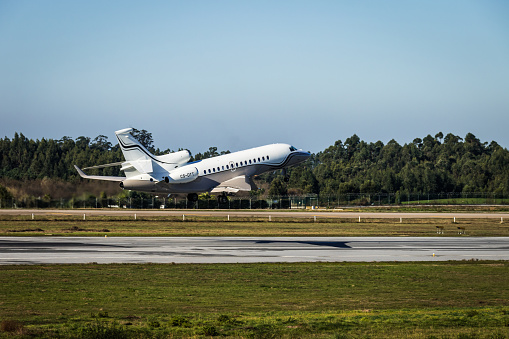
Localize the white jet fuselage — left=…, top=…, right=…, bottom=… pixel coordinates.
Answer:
left=121, top=143, right=310, bottom=194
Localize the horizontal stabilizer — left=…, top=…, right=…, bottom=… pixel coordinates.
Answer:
left=82, top=162, right=124, bottom=170
left=211, top=175, right=257, bottom=193
left=74, top=165, right=125, bottom=182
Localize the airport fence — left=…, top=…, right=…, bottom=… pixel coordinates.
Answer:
left=1, top=192, right=508, bottom=210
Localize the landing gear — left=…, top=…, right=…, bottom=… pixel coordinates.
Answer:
left=217, top=193, right=228, bottom=204
left=187, top=193, right=198, bottom=202
left=282, top=168, right=290, bottom=182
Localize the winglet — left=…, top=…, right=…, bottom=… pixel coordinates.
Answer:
left=74, top=165, right=87, bottom=178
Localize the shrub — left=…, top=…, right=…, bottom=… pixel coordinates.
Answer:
left=76, top=321, right=129, bottom=339
left=200, top=325, right=219, bottom=336
left=169, top=315, right=191, bottom=328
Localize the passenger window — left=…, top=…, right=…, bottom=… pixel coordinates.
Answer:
left=262, top=157, right=265, bottom=161
left=226, top=165, right=229, bottom=169
left=249, top=160, right=252, bottom=164
left=267, top=155, right=270, bottom=160
left=258, top=158, right=260, bottom=162
left=208, top=169, right=211, bottom=174
left=217, top=167, right=220, bottom=171
left=213, top=168, right=215, bottom=173
left=203, top=170, right=206, bottom=175
left=222, top=166, right=225, bottom=170
left=236, top=162, right=238, bottom=167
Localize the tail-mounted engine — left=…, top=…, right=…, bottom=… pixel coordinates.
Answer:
left=165, top=166, right=199, bottom=184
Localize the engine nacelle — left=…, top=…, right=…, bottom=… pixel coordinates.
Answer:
left=155, top=150, right=191, bottom=165
left=166, top=166, right=199, bottom=184
left=120, top=179, right=158, bottom=192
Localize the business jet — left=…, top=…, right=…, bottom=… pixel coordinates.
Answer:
left=74, top=128, right=310, bottom=203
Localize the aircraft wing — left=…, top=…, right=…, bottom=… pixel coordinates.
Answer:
left=211, top=175, right=257, bottom=193
left=74, top=165, right=125, bottom=182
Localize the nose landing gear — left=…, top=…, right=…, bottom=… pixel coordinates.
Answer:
left=282, top=168, right=290, bottom=182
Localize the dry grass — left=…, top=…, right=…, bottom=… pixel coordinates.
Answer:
left=0, top=214, right=508, bottom=236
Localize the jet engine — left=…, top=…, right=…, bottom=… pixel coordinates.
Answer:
left=156, top=150, right=191, bottom=165
left=165, top=166, right=199, bottom=184
left=120, top=180, right=158, bottom=191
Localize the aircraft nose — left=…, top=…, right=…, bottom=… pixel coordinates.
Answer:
left=293, top=150, right=311, bottom=163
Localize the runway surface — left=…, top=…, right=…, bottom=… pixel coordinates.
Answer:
left=0, top=208, right=507, bottom=219
left=1, top=236, right=508, bottom=264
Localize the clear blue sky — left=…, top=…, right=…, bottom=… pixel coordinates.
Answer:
left=1, top=1, right=508, bottom=154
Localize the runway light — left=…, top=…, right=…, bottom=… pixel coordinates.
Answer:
left=433, top=253, right=435, bottom=257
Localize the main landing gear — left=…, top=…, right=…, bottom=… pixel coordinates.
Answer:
left=187, top=193, right=198, bottom=202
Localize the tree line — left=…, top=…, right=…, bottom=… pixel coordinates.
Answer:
left=1, top=129, right=508, bottom=201
left=301, top=132, right=509, bottom=197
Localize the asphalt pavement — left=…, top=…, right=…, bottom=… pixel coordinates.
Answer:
left=1, top=236, right=508, bottom=264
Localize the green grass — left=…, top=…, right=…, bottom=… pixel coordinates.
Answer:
left=401, top=197, right=509, bottom=206
left=1, top=214, right=508, bottom=236
left=1, top=262, right=509, bottom=338
left=343, top=204, right=509, bottom=213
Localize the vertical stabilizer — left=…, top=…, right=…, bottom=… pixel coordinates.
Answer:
left=115, top=128, right=192, bottom=179
left=115, top=128, right=154, bottom=162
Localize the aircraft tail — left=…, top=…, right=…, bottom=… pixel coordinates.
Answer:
left=115, top=128, right=154, bottom=162
left=115, top=128, right=192, bottom=178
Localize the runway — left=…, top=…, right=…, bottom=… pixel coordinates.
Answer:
left=1, top=236, right=508, bottom=264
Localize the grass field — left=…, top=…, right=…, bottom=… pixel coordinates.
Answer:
left=1, top=214, right=508, bottom=237
left=1, top=261, right=509, bottom=338
left=402, top=198, right=509, bottom=206
left=1, top=209, right=508, bottom=337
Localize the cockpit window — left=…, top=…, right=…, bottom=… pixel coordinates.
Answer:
left=290, top=146, right=297, bottom=152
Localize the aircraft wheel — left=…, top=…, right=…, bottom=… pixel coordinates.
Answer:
left=187, top=193, right=198, bottom=202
